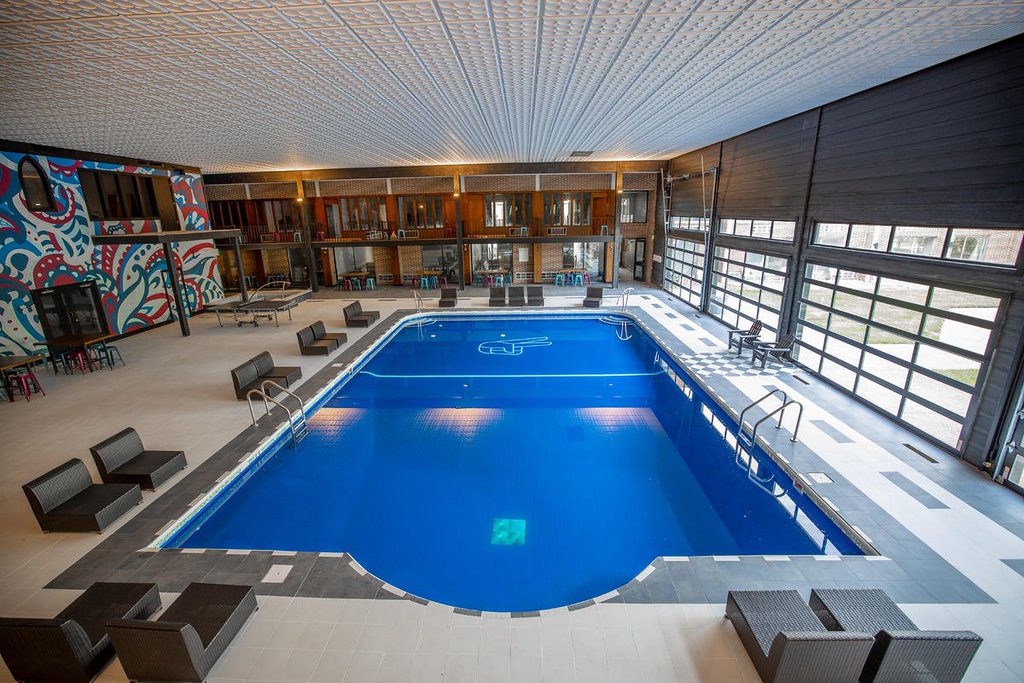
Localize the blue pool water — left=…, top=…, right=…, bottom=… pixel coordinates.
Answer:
left=168, top=314, right=861, bottom=612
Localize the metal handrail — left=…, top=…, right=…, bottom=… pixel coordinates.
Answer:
left=246, top=384, right=307, bottom=446
left=744, top=399, right=804, bottom=447
left=260, top=380, right=305, bottom=416
left=737, top=388, right=789, bottom=433
left=413, top=290, right=424, bottom=313
left=614, top=287, right=635, bottom=311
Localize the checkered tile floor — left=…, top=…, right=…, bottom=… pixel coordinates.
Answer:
left=679, top=352, right=800, bottom=377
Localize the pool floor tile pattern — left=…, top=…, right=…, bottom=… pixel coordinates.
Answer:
left=3, top=289, right=1024, bottom=681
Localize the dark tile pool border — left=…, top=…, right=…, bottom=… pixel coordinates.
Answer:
left=46, top=305, right=994, bottom=611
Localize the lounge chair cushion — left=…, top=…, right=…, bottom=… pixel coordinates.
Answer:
left=107, top=450, right=186, bottom=489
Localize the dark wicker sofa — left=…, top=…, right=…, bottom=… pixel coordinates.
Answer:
left=89, top=428, right=186, bottom=491
left=297, top=320, right=346, bottom=355
left=343, top=301, right=380, bottom=327
left=23, top=459, right=142, bottom=533
left=809, top=588, right=982, bottom=683
left=0, top=582, right=160, bottom=683
left=726, top=590, right=874, bottom=682
left=230, top=351, right=301, bottom=399
left=107, top=583, right=257, bottom=682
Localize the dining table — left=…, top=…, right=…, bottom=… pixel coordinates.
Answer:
left=35, top=332, right=117, bottom=372
left=0, top=354, right=45, bottom=373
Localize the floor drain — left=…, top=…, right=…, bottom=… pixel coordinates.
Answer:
left=903, top=443, right=939, bottom=463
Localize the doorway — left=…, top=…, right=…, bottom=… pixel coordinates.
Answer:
left=619, top=238, right=646, bottom=282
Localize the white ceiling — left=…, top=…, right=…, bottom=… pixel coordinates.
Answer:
left=0, top=0, right=1021, bottom=173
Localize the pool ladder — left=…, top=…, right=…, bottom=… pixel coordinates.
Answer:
left=734, top=389, right=804, bottom=497
left=614, top=287, right=635, bottom=311
left=246, top=380, right=308, bottom=446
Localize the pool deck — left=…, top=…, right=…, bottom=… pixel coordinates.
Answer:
left=2, top=285, right=1023, bottom=682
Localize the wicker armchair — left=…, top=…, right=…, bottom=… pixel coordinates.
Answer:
left=527, top=286, right=544, bottom=306
left=90, top=428, right=186, bottom=491
left=107, top=583, right=257, bottom=682
left=343, top=301, right=380, bottom=327
left=726, top=590, right=873, bottom=682
left=508, top=286, right=527, bottom=306
left=23, top=459, right=141, bottom=533
left=439, top=287, right=457, bottom=308
left=582, top=286, right=603, bottom=308
left=809, top=588, right=982, bottom=683
left=488, top=287, right=506, bottom=307
left=0, top=582, right=159, bottom=682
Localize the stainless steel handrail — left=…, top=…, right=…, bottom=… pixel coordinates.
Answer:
left=614, top=287, right=635, bottom=311
left=247, top=383, right=307, bottom=446
left=737, top=388, right=789, bottom=435
left=260, top=380, right=305, bottom=416
left=413, top=290, right=424, bottom=313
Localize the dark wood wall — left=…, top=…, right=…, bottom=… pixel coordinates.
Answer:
left=668, top=144, right=720, bottom=218
left=717, top=110, right=818, bottom=220
left=807, top=36, right=1024, bottom=227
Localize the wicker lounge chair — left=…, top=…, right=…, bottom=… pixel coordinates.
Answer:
left=488, top=287, right=506, bottom=307
left=90, top=428, right=186, bottom=491
left=582, top=286, right=603, bottom=308
left=508, top=286, right=526, bottom=306
left=23, top=459, right=142, bottom=533
left=297, top=322, right=341, bottom=355
left=231, top=352, right=301, bottom=399
left=439, top=288, right=457, bottom=308
left=726, top=590, right=873, bottom=683
left=809, top=588, right=981, bottom=683
left=0, top=582, right=160, bottom=683
left=107, top=583, right=257, bottom=683
left=527, top=286, right=544, bottom=306
left=343, top=301, right=380, bottom=327
left=727, top=320, right=763, bottom=354
left=751, top=333, right=795, bottom=368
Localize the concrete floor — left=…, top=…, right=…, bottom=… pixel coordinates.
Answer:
left=1, top=285, right=1022, bottom=682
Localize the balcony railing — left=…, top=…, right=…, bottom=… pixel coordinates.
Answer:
left=463, top=217, right=614, bottom=238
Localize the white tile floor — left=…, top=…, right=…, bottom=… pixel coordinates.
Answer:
left=2, top=288, right=1023, bottom=682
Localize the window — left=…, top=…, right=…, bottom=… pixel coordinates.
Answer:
left=337, top=197, right=386, bottom=231
left=619, top=191, right=648, bottom=223
left=18, top=157, right=55, bottom=212
left=543, top=192, right=591, bottom=226
left=261, top=200, right=301, bottom=232
left=78, top=170, right=160, bottom=221
left=484, top=193, right=531, bottom=228
left=794, top=263, right=1002, bottom=448
left=397, top=195, right=444, bottom=229
left=210, top=200, right=251, bottom=227
left=719, top=218, right=796, bottom=242
left=812, top=222, right=1023, bottom=267
left=708, top=246, right=788, bottom=340
left=562, top=242, right=604, bottom=276
left=669, top=215, right=710, bottom=231
left=663, top=237, right=705, bottom=308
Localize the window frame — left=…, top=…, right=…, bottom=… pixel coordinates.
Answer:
left=793, top=261, right=1004, bottom=450
left=811, top=221, right=1023, bottom=269
left=78, top=169, right=161, bottom=222
left=663, top=236, right=706, bottom=309
left=18, top=156, right=57, bottom=212
left=718, top=217, right=797, bottom=242
left=707, top=245, right=788, bottom=340
left=619, top=191, right=648, bottom=224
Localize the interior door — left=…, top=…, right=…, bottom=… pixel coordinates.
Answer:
left=633, top=238, right=646, bottom=280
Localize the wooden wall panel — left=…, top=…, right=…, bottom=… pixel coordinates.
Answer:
left=807, top=37, right=1024, bottom=227
left=716, top=110, right=818, bottom=220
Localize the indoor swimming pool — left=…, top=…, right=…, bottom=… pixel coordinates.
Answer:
left=162, top=314, right=864, bottom=612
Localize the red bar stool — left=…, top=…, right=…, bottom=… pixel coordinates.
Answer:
left=6, top=368, right=45, bottom=402
left=438, top=276, right=447, bottom=288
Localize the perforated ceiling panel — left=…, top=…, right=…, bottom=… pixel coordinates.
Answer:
left=1, top=1, right=1021, bottom=173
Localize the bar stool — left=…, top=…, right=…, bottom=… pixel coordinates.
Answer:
left=573, top=273, right=584, bottom=286
left=93, top=342, right=125, bottom=370
left=412, top=276, right=421, bottom=289
left=582, top=273, right=591, bottom=285
left=485, top=275, right=495, bottom=288
left=429, top=276, right=439, bottom=289
left=6, top=367, right=45, bottom=402
left=351, top=278, right=362, bottom=291
left=554, top=273, right=564, bottom=286
left=438, top=276, right=447, bottom=288
left=365, top=277, right=376, bottom=290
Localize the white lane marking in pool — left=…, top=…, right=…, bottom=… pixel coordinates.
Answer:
left=663, top=556, right=690, bottom=562
left=262, top=565, right=293, bottom=583
left=713, top=556, right=740, bottom=562
left=635, top=565, right=656, bottom=582
left=360, top=370, right=665, bottom=379
left=477, top=336, right=552, bottom=356
left=349, top=559, right=367, bottom=576
left=764, top=556, right=791, bottom=562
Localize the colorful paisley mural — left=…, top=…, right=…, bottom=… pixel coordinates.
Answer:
left=0, top=151, right=223, bottom=355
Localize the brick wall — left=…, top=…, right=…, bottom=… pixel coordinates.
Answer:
left=512, top=244, right=534, bottom=283
left=463, top=174, right=536, bottom=193
left=538, top=173, right=613, bottom=191
left=372, top=246, right=393, bottom=282
left=261, top=249, right=290, bottom=277
left=398, top=245, right=422, bottom=282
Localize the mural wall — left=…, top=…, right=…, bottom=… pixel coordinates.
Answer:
left=0, top=151, right=223, bottom=355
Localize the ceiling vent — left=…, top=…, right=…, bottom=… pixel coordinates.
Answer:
left=568, top=150, right=593, bottom=158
